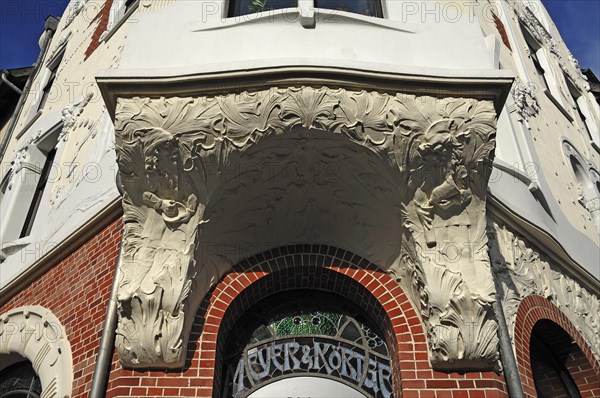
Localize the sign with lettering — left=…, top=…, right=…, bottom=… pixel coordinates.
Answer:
left=230, top=336, right=393, bottom=398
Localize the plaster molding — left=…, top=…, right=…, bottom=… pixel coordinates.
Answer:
left=488, top=221, right=600, bottom=362
left=64, top=0, right=87, bottom=28
left=6, top=146, right=42, bottom=191
left=59, top=92, right=94, bottom=143
left=113, top=86, right=500, bottom=370
left=518, top=6, right=561, bottom=58
left=511, top=78, right=540, bottom=122
left=566, top=50, right=589, bottom=89
left=567, top=50, right=580, bottom=72
left=4, top=128, right=50, bottom=191
left=47, top=32, right=70, bottom=67
left=0, top=306, right=73, bottom=398
left=561, top=140, right=600, bottom=225
left=560, top=61, right=589, bottom=93
left=11, top=148, right=29, bottom=174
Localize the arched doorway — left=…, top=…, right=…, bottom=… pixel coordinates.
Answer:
left=195, top=250, right=417, bottom=398
left=530, top=320, right=584, bottom=398
left=221, top=290, right=393, bottom=398
left=514, top=295, right=600, bottom=398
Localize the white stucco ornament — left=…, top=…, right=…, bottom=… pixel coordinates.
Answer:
left=511, top=78, right=540, bottom=122
left=488, top=221, right=600, bottom=362
left=0, top=306, right=73, bottom=398
left=566, top=50, right=588, bottom=86
left=113, top=86, right=500, bottom=370
left=518, top=6, right=561, bottom=58
left=60, top=92, right=94, bottom=143
left=64, top=0, right=88, bottom=27
left=6, top=148, right=30, bottom=191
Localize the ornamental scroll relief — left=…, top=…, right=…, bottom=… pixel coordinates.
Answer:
left=0, top=306, right=73, bottom=398
left=114, top=86, right=499, bottom=369
left=488, top=221, right=600, bottom=362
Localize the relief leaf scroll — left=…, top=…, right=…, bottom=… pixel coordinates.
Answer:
left=113, top=87, right=500, bottom=369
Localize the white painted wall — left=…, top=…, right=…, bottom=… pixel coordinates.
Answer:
left=2, top=0, right=598, bottom=289
left=476, top=0, right=599, bottom=279
left=0, top=0, right=126, bottom=287
left=118, top=0, right=495, bottom=75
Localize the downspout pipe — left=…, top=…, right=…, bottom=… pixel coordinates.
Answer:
left=494, top=287, right=525, bottom=398
left=1, top=72, right=22, bottom=95
left=90, top=176, right=124, bottom=398
left=0, top=16, right=59, bottom=163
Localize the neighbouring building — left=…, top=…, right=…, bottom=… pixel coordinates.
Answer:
left=0, top=0, right=598, bottom=397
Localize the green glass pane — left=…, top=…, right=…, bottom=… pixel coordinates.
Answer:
left=250, top=324, right=274, bottom=343
left=270, top=312, right=342, bottom=337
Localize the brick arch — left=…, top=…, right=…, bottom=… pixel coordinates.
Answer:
left=106, top=243, right=509, bottom=397
left=514, top=295, right=600, bottom=398
left=195, top=245, right=423, bottom=398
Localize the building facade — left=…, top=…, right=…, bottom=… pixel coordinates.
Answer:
left=0, top=0, right=598, bottom=397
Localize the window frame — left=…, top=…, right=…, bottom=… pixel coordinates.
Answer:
left=0, top=123, right=61, bottom=244
left=530, top=334, right=583, bottom=398
left=227, top=0, right=383, bottom=19
left=565, top=75, right=600, bottom=148
left=19, top=147, right=57, bottom=238
left=101, top=0, right=140, bottom=43
left=26, top=39, right=67, bottom=121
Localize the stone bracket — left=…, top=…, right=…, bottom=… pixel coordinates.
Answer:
left=113, top=86, right=500, bottom=370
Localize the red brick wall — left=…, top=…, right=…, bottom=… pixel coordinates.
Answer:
left=85, top=0, right=114, bottom=60
left=2, top=230, right=511, bottom=398
left=514, top=295, right=600, bottom=398
left=106, top=245, right=508, bottom=398
left=0, top=217, right=122, bottom=398
left=491, top=12, right=512, bottom=51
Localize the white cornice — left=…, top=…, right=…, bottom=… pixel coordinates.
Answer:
left=488, top=195, right=600, bottom=293
left=96, top=64, right=514, bottom=118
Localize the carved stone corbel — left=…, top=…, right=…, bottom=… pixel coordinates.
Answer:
left=114, top=86, right=500, bottom=369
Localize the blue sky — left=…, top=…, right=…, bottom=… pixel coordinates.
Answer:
left=543, top=0, right=600, bottom=76
left=0, top=0, right=598, bottom=75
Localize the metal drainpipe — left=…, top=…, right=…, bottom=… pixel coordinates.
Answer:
left=1, top=72, right=23, bottom=95
left=0, top=16, right=58, bottom=163
left=494, top=286, right=525, bottom=398
left=90, top=177, right=124, bottom=398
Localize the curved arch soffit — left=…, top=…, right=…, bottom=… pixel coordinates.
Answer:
left=0, top=306, right=73, bottom=398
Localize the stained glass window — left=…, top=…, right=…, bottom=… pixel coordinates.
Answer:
left=0, top=362, right=42, bottom=398
left=222, top=290, right=392, bottom=398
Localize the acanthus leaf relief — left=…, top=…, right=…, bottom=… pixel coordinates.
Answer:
left=114, top=86, right=500, bottom=369
left=488, top=220, right=600, bottom=362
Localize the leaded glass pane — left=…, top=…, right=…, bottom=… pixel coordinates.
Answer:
left=270, top=312, right=342, bottom=337
left=223, top=290, right=392, bottom=398
left=0, top=362, right=42, bottom=398
left=340, top=320, right=362, bottom=343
